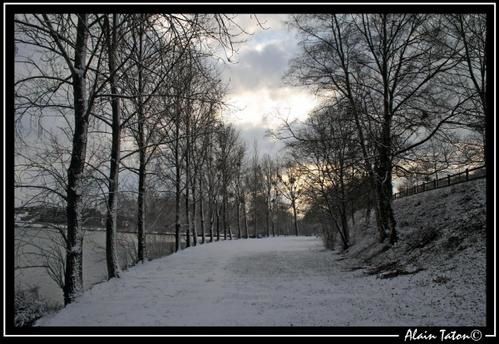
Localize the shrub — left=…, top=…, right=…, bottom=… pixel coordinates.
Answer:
left=406, top=226, right=440, bottom=251
left=15, top=287, right=49, bottom=327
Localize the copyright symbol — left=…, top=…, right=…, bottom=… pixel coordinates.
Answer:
left=470, top=329, right=482, bottom=341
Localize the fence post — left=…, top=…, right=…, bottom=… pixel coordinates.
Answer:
left=447, top=175, right=451, bottom=186
left=466, top=168, right=469, bottom=181
left=422, top=183, right=425, bottom=192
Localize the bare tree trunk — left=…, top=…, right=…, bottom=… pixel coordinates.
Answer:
left=137, top=150, right=146, bottom=261
left=191, top=180, right=198, bottom=246
left=208, top=190, right=214, bottom=243
left=339, top=168, right=350, bottom=246
left=185, top=116, right=191, bottom=248
left=271, top=213, right=275, bottom=237
left=378, top=165, right=397, bottom=244
left=199, top=174, right=205, bottom=244
left=236, top=199, right=241, bottom=239
left=243, top=194, right=249, bottom=239
left=380, top=19, right=398, bottom=244
left=228, top=201, right=233, bottom=239
left=191, top=119, right=198, bottom=246
left=209, top=205, right=214, bottom=243
left=322, top=186, right=348, bottom=249
left=63, top=13, right=89, bottom=305
left=276, top=206, right=281, bottom=236
left=292, top=198, right=299, bottom=236
left=349, top=102, right=385, bottom=243
left=378, top=34, right=397, bottom=244
left=339, top=208, right=349, bottom=248
left=253, top=197, right=257, bottom=238
left=185, top=188, right=191, bottom=247
left=136, top=17, right=146, bottom=263
left=174, top=100, right=181, bottom=252
left=266, top=199, right=270, bottom=237
left=223, top=183, right=227, bottom=240
left=216, top=203, right=220, bottom=241
left=273, top=188, right=279, bottom=237
left=104, top=13, right=120, bottom=279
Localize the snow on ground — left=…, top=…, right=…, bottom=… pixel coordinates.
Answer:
left=36, top=179, right=487, bottom=327
left=36, top=215, right=485, bottom=327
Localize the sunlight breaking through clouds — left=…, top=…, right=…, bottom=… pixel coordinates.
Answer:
left=220, top=14, right=318, bottom=157
left=224, top=87, right=319, bottom=129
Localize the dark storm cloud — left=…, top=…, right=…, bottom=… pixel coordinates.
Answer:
left=226, top=34, right=298, bottom=93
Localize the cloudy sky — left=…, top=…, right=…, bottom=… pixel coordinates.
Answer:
left=15, top=14, right=317, bottom=160
left=219, top=14, right=319, bottom=158
left=14, top=14, right=319, bottom=205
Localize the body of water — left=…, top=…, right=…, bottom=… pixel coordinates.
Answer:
left=15, top=225, right=179, bottom=307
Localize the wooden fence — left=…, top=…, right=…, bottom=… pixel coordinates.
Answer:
left=393, top=165, right=486, bottom=199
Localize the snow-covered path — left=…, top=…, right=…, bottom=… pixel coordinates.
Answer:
left=36, top=236, right=484, bottom=326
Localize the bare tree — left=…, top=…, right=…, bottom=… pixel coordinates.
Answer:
left=248, top=141, right=264, bottom=237
left=288, top=14, right=466, bottom=245
left=278, top=161, right=303, bottom=237
left=261, top=154, right=276, bottom=237
left=15, top=13, right=110, bottom=304
left=102, top=13, right=122, bottom=279
left=233, top=144, right=246, bottom=238
left=444, top=14, right=487, bottom=163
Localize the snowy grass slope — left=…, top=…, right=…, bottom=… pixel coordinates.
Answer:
left=344, top=178, right=486, bottom=325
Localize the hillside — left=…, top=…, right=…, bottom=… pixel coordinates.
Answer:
left=342, top=178, right=487, bottom=325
